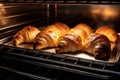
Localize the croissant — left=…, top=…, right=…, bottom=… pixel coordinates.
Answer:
left=56, top=23, right=92, bottom=53
left=13, top=26, right=40, bottom=46
left=95, top=26, right=119, bottom=43
left=33, top=22, right=70, bottom=50
left=84, top=33, right=111, bottom=60
left=95, top=26, right=119, bottom=51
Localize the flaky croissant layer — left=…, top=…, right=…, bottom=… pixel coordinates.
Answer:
left=33, top=22, right=70, bottom=50
left=56, top=34, right=82, bottom=53
left=13, top=26, right=40, bottom=46
left=96, top=26, right=119, bottom=52
left=95, top=26, right=119, bottom=43
left=84, top=33, right=111, bottom=60
left=56, top=23, right=92, bottom=53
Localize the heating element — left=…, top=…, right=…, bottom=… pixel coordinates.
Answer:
left=0, top=0, right=120, bottom=80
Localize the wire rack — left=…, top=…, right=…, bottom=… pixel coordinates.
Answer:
left=0, top=44, right=120, bottom=80
left=0, top=53, right=119, bottom=80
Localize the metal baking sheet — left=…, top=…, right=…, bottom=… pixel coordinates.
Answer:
left=0, top=34, right=120, bottom=64
left=6, top=41, right=120, bottom=64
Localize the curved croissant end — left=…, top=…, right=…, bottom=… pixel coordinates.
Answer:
left=33, top=38, right=48, bottom=50
left=13, top=33, right=24, bottom=46
left=84, top=33, right=111, bottom=60
left=56, top=34, right=82, bottom=53
left=13, top=26, right=40, bottom=46
left=94, top=44, right=110, bottom=60
left=33, top=31, right=53, bottom=50
left=56, top=39, right=69, bottom=53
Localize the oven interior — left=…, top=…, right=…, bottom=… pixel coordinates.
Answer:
left=0, top=1, right=120, bottom=80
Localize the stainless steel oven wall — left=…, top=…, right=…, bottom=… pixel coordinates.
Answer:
left=0, top=3, right=47, bottom=30
left=53, top=4, right=120, bottom=32
left=0, top=3, right=120, bottom=32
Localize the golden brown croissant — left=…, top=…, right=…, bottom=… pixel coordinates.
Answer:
left=13, top=26, right=40, bottom=46
left=33, top=22, right=70, bottom=50
left=56, top=23, right=92, bottom=53
left=84, top=33, right=111, bottom=60
left=95, top=26, right=119, bottom=43
left=95, top=26, right=119, bottom=51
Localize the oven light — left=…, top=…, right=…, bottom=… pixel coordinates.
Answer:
left=101, top=8, right=118, bottom=21
left=91, top=6, right=119, bottom=21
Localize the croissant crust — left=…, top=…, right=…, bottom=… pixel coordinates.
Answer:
left=33, top=22, right=70, bottom=50
left=84, top=33, right=111, bottom=60
left=56, top=23, right=92, bottom=53
left=13, top=26, right=40, bottom=46
left=95, top=26, right=119, bottom=43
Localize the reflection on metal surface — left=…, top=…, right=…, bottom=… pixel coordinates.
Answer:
left=0, top=4, right=46, bottom=29
left=54, top=4, right=58, bottom=21
left=0, top=4, right=6, bottom=15
left=0, top=3, right=8, bottom=26
left=102, top=7, right=118, bottom=20
left=91, top=6, right=119, bottom=21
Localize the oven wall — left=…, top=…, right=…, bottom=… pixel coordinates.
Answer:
left=0, top=3, right=120, bottom=32
left=0, top=3, right=47, bottom=30
left=51, top=4, right=120, bottom=32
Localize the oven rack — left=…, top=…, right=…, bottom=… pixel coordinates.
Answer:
left=0, top=44, right=120, bottom=79
left=0, top=0, right=120, bottom=4
left=1, top=55, right=112, bottom=80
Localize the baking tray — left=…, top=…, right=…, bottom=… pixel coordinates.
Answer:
left=10, top=45, right=120, bottom=63
left=0, top=33, right=119, bottom=65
